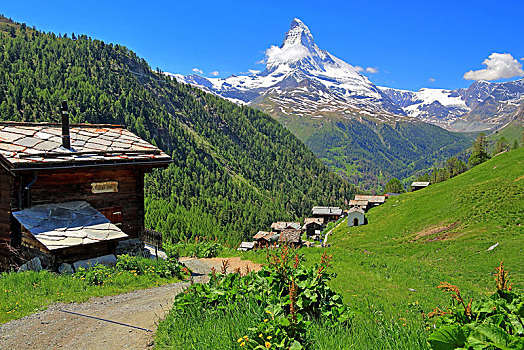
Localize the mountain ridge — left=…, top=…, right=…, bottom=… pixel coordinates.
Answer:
left=173, top=19, right=476, bottom=189
left=175, top=18, right=523, bottom=134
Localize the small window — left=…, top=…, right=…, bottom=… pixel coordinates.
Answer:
left=100, top=207, right=123, bottom=226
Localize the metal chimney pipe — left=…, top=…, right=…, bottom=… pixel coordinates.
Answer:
left=60, top=100, right=71, bottom=149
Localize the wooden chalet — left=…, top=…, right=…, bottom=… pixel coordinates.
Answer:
left=278, top=229, right=302, bottom=248
left=311, top=206, right=342, bottom=222
left=253, top=231, right=276, bottom=248
left=0, top=103, right=171, bottom=270
left=270, top=221, right=301, bottom=233
left=353, top=195, right=385, bottom=209
left=411, top=181, right=430, bottom=192
left=302, top=217, right=324, bottom=239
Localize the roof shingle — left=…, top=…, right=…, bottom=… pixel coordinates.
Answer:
left=0, top=122, right=171, bottom=170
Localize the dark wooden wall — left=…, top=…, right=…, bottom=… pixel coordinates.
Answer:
left=17, top=166, right=145, bottom=238
left=0, top=165, right=149, bottom=269
left=0, top=167, right=13, bottom=267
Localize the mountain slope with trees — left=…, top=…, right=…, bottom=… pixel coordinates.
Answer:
left=0, top=16, right=354, bottom=243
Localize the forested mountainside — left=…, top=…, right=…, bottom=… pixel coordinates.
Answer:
left=0, top=16, right=354, bottom=243
left=304, top=119, right=474, bottom=189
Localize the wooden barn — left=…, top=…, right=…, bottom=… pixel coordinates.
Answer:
left=0, top=103, right=171, bottom=270
left=311, top=206, right=342, bottom=222
left=270, top=221, right=301, bottom=233
left=253, top=231, right=276, bottom=249
left=302, top=217, right=324, bottom=239
left=278, top=229, right=302, bottom=248
left=353, top=195, right=385, bottom=209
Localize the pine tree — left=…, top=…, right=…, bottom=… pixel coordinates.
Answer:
left=494, top=137, right=510, bottom=155
left=385, top=178, right=405, bottom=193
left=468, top=133, right=490, bottom=167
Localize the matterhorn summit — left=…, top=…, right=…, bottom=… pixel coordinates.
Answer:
left=172, top=18, right=406, bottom=118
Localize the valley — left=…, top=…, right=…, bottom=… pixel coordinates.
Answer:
left=0, top=9, right=523, bottom=350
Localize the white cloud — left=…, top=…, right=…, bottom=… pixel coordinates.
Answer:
left=210, top=71, right=219, bottom=76
left=366, top=67, right=379, bottom=74
left=354, top=66, right=364, bottom=72
left=192, top=68, right=203, bottom=74
left=429, top=78, right=436, bottom=82
left=463, top=53, right=524, bottom=81
left=248, top=69, right=261, bottom=74
left=265, top=44, right=309, bottom=66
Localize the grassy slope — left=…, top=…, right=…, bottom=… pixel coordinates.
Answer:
left=320, top=147, right=523, bottom=314
left=239, top=148, right=523, bottom=316
left=488, top=121, right=524, bottom=149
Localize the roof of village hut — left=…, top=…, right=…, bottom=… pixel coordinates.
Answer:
left=278, top=229, right=302, bottom=244
left=237, top=241, right=255, bottom=251
left=253, top=231, right=274, bottom=240
left=311, top=206, right=342, bottom=216
left=304, top=217, right=324, bottom=225
left=0, top=122, right=171, bottom=170
left=271, top=221, right=301, bottom=231
left=354, top=195, right=385, bottom=203
left=349, top=200, right=369, bottom=206
left=12, top=201, right=128, bottom=251
left=348, top=207, right=365, bottom=215
left=411, top=181, right=430, bottom=187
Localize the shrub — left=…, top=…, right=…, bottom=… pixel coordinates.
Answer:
left=115, top=254, right=186, bottom=279
left=165, top=246, right=351, bottom=348
left=427, top=261, right=524, bottom=350
left=164, top=240, right=226, bottom=258
left=74, top=265, right=113, bottom=286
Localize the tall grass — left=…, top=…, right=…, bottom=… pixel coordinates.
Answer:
left=155, top=298, right=430, bottom=349
left=155, top=301, right=264, bottom=349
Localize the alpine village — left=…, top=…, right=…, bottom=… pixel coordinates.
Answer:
left=0, top=6, right=523, bottom=350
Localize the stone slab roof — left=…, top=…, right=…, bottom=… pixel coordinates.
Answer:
left=348, top=207, right=365, bottom=215
left=278, top=229, right=302, bottom=244
left=303, top=217, right=324, bottom=225
left=237, top=241, right=255, bottom=251
left=271, top=222, right=301, bottom=231
left=354, top=195, right=385, bottom=203
left=12, top=201, right=128, bottom=250
left=0, top=122, right=171, bottom=170
left=411, top=182, right=430, bottom=187
left=253, top=231, right=274, bottom=240
left=312, top=206, right=342, bottom=216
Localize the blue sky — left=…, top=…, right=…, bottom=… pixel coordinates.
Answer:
left=2, top=0, right=523, bottom=91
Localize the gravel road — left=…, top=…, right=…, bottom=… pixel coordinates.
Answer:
left=0, top=257, right=261, bottom=350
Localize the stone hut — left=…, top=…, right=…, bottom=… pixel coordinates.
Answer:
left=347, top=207, right=365, bottom=227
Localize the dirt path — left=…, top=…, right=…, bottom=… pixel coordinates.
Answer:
left=323, top=217, right=347, bottom=245
left=0, top=257, right=261, bottom=350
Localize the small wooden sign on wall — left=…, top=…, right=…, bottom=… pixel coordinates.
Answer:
left=91, top=181, right=119, bottom=194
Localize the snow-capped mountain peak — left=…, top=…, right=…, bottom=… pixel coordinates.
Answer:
left=173, top=18, right=405, bottom=118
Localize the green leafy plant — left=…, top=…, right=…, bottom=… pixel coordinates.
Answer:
left=427, top=261, right=524, bottom=350
left=169, top=246, right=351, bottom=348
